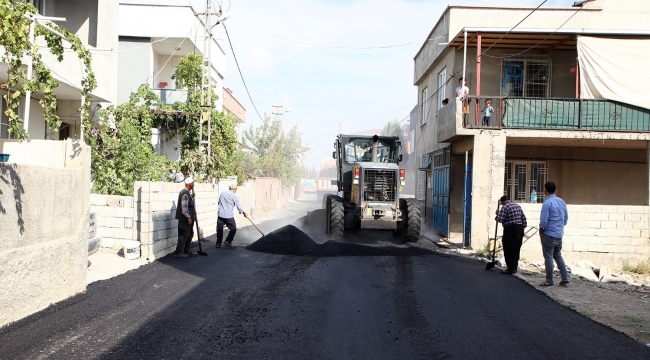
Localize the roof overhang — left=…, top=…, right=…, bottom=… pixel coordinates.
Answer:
left=447, top=27, right=650, bottom=52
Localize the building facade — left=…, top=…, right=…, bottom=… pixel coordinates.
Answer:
left=222, top=88, right=246, bottom=141
left=0, top=0, right=119, bottom=155
left=414, top=0, right=650, bottom=266
left=117, top=0, right=227, bottom=161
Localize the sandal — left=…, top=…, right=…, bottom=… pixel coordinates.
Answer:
left=538, top=281, right=553, bottom=286
left=559, top=280, right=570, bottom=286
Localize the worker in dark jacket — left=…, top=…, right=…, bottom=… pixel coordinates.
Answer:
left=174, top=177, right=198, bottom=258
left=495, top=195, right=527, bottom=274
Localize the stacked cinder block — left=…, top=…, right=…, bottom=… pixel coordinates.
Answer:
left=519, top=204, right=650, bottom=266
left=89, top=194, right=135, bottom=250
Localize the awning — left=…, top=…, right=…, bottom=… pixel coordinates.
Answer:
left=577, top=36, right=650, bottom=110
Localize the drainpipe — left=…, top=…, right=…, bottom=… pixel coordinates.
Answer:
left=463, top=150, right=469, bottom=247
left=475, top=32, right=481, bottom=127
left=462, top=30, right=467, bottom=88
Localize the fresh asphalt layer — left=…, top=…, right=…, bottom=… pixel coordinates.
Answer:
left=1, top=215, right=649, bottom=359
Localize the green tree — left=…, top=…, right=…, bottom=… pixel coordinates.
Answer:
left=89, top=85, right=172, bottom=196
left=242, top=116, right=309, bottom=187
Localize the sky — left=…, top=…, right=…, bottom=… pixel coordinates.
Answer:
left=206, top=0, right=570, bottom=170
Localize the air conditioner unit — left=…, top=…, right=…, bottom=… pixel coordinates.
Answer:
left=420, top=154, right=431, bottom=170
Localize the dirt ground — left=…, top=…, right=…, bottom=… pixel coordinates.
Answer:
left=444, top=246, right=650, bottom=346
left=515, top=264, right=650, bottom=346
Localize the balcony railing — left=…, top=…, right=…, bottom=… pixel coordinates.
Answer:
left=463, top=97, right=650, bottom=132
left=151, top=88, right=188, bottom=106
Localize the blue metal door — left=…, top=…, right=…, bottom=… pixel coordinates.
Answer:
left=432, top=150, right=450, bottom=236
left=463, top=163, right=472, bottom=247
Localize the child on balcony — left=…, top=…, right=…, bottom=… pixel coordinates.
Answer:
left=482, top=99, right=494, bottom=126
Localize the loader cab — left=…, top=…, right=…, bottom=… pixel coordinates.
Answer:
left=333, top=134, right=401, bottom=195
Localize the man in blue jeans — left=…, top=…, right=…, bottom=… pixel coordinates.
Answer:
left=216, top=184, right=248, bottom=248
left=539, top=182, right=570, bottom=286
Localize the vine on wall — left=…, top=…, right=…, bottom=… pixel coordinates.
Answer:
left=0, top=0, right=96, bottom=140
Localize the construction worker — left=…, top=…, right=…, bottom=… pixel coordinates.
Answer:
left=216, top=184, right=247, bottom=248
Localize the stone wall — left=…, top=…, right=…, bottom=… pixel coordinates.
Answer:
left=0, top=139, right=90, bottom=328
left=519, top=203, right=650, bottom=267
left=89, top=194, right=135, bottom=250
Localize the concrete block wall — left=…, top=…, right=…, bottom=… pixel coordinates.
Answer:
left=89, top=194, right=135, bottom=250
left=134, top=179, right=255, bottom=261
left=518, top=203, right=650, bottom=267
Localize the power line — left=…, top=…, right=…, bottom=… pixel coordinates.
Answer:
left=231, top=19, right=415, bottom=50
left=290, top=105, right=413, bottom=125
left=222, top=22, right=264, bottom=122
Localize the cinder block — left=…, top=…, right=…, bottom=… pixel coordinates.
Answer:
left=586, top=220, right=601, bottom=229
left=150, top=182, right=163, bottom=193
left=90, top=194, right=107, bottom=206
left=572, top=243, right=589, bottom=252
left=595, top=228, right=620, bottom=237
left=634, top=246, right=650, bottom=254
left=113, top=228, right=134, bottom=240
left=609, top=213, right=625, bottom=221
left=578, top=228, right=596, bottom=236
left=113, top=207, right=134, bottom=218
left=590, top=212, right=609, bottom=221
left=641, top=230, right=649, bottom=238
left=624, top=213, right=645, bottom=222
left=601, top=205, right=618, bottom=213
left=98, top=227, right=114, bottom=238
left=102, top=217, right=125, bottom=229
left=92, top=206, right=115, bottom=217
left=569, top=205, right=586, bottom=213
left=625, top=229, right=641, bottom=238
left=599, top=237, right=621, bottom=245
left=588, top=244, right=604, bottom=252
left=602, top=244, right=627, bottom=253
left=599, top=221, right=617, bottom=229
left=585, top=205, right=602, bottom=213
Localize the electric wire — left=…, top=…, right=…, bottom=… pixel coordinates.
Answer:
left=222, top=22, right=264, bottom=122
left=231, top=19, right=415, bottom=50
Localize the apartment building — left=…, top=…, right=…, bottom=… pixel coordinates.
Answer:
left=413, top=0, right=650, bottom=266
left=117, top=0, right=227, bottom=161
left=0, top=0, right=119, bottom=159
left=222, top=88, right=246, bottom=141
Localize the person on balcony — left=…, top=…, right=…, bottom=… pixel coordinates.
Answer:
left=455, top=77, right=470, bottom=126
left=482, top=99, right=494, bottom=127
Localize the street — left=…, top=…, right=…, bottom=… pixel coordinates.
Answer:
left=0, top=194, right=647, bottom=359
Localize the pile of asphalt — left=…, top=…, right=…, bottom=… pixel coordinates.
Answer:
left=245, top=224, right=435, bottom=257
left=245, top=225, right=318, bottom=255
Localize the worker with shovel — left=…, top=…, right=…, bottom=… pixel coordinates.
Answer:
left=216, top=184, right=248, bottom=249
left=495, top=195, right=527, bottom=274
left=174, top=177, right=198, bottom=258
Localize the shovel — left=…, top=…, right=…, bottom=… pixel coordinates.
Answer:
left=246, top=215, right=265, bottom=236
left=191, top=189, right=208, bottom=256
left=486, top=201, right=500, bottom=270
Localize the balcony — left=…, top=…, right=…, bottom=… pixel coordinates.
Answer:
left=438, top=97, right=650, bottom=142
left=151, top=89, right=188, bottom=106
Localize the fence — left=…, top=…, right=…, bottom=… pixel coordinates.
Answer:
left=464, top=97, right=650, bottom=131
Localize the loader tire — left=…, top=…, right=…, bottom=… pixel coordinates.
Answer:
left=326, top=196, right=344, bottom=240
left=398, top=198, right=421, bottom=243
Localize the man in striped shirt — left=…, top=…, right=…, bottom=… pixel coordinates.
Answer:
left=495, top=195, right=527, bottom=274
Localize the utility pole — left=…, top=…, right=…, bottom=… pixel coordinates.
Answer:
left=196, top=0, right=223, bottom=156
left=272, top=105, right=283, bottom=122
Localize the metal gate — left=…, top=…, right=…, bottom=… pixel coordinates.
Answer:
left=432, top=149, right=450, bottom=236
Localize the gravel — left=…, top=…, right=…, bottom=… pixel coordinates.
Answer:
left=245, top=224, right=436, bottom=257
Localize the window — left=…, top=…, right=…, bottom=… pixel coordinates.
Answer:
left=437, top=68, right=447, bottom=110
left=504, top=161, right=548, bottom=203
left=344, top=138, right=398, bottom=163
left=420, top=87, right=428, bottom=125
left=501, top=55, right=551, bottom=98
left=0, top=97, right=20, bottom=140
left=27, top=0, right=45, bottom=14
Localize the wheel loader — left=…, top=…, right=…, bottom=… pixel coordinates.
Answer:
left=325, top=134, right=421, bottom=242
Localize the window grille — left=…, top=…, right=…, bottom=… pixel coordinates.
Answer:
left=421, top=88, right=428, bottom=125
left=437, top=68, right=447, bottom=110
left=504, top=161, right=548, bottom=203
left=501, top=55, right=552, bottom=98
left=416, top=170, right=426, bottom=201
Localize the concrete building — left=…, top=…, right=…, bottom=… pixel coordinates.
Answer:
left=0, top=0, right=119, bottom=150
left=413, top=0, right=650, bottom=266
left=222, top=88, right=246, bottom=141
left=117, top=0, right=227, bottom=161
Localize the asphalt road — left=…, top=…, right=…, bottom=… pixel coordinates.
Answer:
left=1, top=198, right=648, bottom=359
